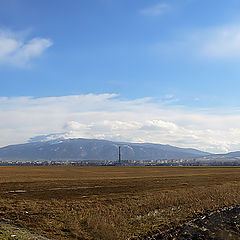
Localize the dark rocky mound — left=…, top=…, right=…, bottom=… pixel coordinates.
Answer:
left=145, top=204, right=240, bottom=240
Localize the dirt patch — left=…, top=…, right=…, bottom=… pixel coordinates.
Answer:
left=0, top=218, right=53, bottom=240
left=143, top=204, right=240, bottom=240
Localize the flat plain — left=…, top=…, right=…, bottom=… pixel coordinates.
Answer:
left=0, top=166, right=239, bottom=240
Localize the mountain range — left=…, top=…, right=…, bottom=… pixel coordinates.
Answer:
left=0, top=138, right=210, bottom=161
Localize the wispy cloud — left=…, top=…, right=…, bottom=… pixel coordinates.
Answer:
left=140, top=3, right=169, bottom=16
left=152, top=24, right=240, bottom=60
left=200, top=25, right=240, bottom=59
left=1, top=94, right=240, bottom=153
left=0, top=28, right=52, bottom=68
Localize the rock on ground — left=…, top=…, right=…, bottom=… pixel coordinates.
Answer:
left=146, top=204, right=240, bottom=240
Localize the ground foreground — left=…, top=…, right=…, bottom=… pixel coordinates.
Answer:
left=138, top=204, right=240, bottom=240
left=0, top=219, right=52, bottom=240
left=0, top=166, right=239, bottom=239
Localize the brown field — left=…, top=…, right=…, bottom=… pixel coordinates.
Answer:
left=0, top=166, right=239, bottom=240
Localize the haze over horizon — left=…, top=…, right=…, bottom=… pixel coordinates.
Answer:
left=1, top=0, right=240, bottom=153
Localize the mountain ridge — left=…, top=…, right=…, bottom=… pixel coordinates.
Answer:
left=0, top=138, right=209, bottom=161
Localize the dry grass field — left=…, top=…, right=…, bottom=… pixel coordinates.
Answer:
left=0, top=166, right=239, bottom=240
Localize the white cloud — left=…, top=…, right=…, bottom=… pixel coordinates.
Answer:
left=1, top=93, right=240, bottom=153
left=140, top=3, right=169, bottom=16
left=0, top=29, right=52, bottom=67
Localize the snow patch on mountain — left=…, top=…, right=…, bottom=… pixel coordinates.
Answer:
left=28, top=133, right=70, bottom=143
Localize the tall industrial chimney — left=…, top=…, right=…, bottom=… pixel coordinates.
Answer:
left=118, top=146, right=121, bottom=164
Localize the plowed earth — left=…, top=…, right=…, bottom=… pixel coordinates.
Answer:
left=0, top=166, right=239, bottom=239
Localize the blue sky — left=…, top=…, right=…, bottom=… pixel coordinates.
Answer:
left=1, top=0, right=240, bottom=152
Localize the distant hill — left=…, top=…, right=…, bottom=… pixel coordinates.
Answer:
left=0, top=138, right=209, bottom=161
left=197, top=151, right=240, bottom=163
left=217, top=151, right=240, bottom=158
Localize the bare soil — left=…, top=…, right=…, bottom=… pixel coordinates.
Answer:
left=143, top=204, right=240, bottom=240
left=0, top=218, right=52, bottom=240
left=0, top=166, right=239, bottom=239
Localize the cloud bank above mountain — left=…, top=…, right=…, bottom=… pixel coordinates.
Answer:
left=1, top=93, right=240, bottom=153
